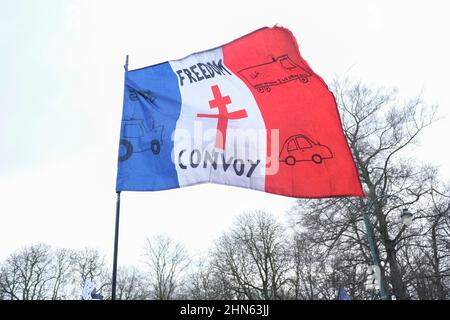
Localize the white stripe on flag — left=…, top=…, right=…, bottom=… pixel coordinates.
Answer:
left=169, top=48, right=267, bottom=191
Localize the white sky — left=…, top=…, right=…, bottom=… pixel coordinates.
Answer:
left=1, top=0, right=449, bottom=266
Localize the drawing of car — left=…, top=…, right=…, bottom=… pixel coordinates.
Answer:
left=238, top=55, right=312, bottom=93
left=118, top=118, right=163, bottom=162
left=279, top=134, right=333, bottom=166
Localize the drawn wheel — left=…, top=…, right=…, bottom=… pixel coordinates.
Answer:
left=257, top=87, right=265, bottom=93
left=285, top=156, right=296, bottom=166
left=119, top=139, right=133, bottom=162
left=300, top=75, right=309, bottom=83
left=265, top=87, right=271, bottom=92
left=150, top=139, right=161, bottom=155
left=312, top=154, right=323, bottom=164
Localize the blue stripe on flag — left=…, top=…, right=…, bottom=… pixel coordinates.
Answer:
left=116, top=62, right=182, bottom=191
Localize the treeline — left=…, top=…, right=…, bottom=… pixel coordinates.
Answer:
left=1, top=79, right=449, bottom=300
left=0, top=211, right=386, bottom=300
left=1, top=204, right=449, bottom=300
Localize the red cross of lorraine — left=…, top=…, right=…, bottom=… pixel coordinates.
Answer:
left=197, top=85, right=248, bottom=149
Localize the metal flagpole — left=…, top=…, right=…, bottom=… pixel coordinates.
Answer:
left=111, top=191, right=121, bottom=300
left=362, top=208, right=388, bottom=300
left=111, top=56, right=128, bottom=300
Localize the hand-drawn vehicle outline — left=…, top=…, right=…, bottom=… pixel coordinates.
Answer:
left=128, top=87, right=156, bottom=103
left=279, top=134, right=333, bottom=166
left=118, top=118, right=163, bottom=162
left=238, top=55, right=312, bottom=93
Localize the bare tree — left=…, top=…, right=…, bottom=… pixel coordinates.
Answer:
left=72, top=248, right=110, bottom=299
left=144, top=235, right=189, bottom=300
left=0, top=244, right=53, bottom=300
left=336, top=78, right=438, bottom=299
left=426, top=184, right=450, bottom=298
left=211, top=211, right=290, bottom=300
left=185, top=257, right=236, bottom=300
left=402, top=181, right=450, bottom=299
left=289, top=78, right=439, bottom=299
left=115, top=266, right=150, bottom=300
left=287, top=225, right=379, bottom=300
left=49, top=248, right=75, bottom=300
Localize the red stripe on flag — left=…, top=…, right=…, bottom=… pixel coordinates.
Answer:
left=223, top=27, right=364, bottom=198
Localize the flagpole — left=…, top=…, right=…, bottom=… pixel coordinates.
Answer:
left=111, top=55, right=128, bottom=300
left=111, top=191, right=121, bottom=300
left=363, top=206, right=388, bottom=300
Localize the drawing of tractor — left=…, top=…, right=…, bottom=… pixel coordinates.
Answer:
left=279, top=134, right=333, bottom=166
left=118, top=117, right=163, bottom=162
left=238, top=55, right=312, bottom=93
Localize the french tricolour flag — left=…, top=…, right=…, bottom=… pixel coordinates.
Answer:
left=116, top=26, right=364, bottom=198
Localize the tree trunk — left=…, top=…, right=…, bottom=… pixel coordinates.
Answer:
left=385, top=242, right=409, bottom=300
left=431, top=223, right=447, bottom=299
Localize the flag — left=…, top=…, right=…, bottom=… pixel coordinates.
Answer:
left=337, top=287, right=352, bottom=300
left=81, top=280, right=103, bottom=300
left=116, top=26, right=364, bottom=198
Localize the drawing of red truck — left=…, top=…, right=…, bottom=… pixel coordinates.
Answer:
left=238, top=55, right=312, bottom=93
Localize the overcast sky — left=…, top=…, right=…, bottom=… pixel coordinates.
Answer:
left=1, top=0, right=449, bottom=267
